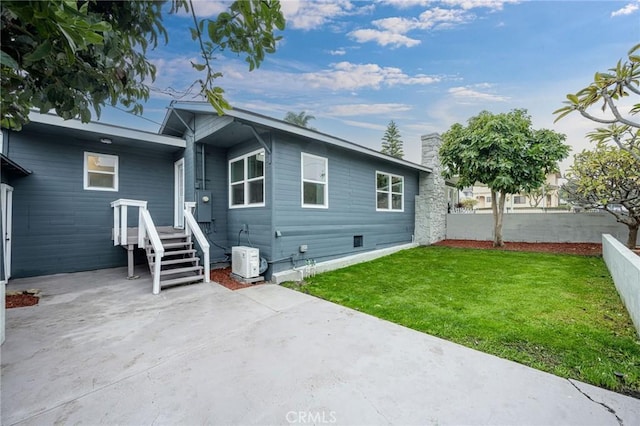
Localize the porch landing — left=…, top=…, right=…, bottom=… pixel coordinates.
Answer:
left=120, top=226, right=185, bottom=246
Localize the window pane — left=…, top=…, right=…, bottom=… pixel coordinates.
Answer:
left=88, top=172, right=114, bottom=188
left=377, top=192, right=388, bottom=209
left=230, top=160, right=244, bottom=183
left=377, top=173, right=389, bottom=191
left=248, top=179, right=264, bottom=204
left=304, top=182, right=325, bottom=205
left=392, top=194, right=403, bottom=210
left=391, top=176, right=403, bottom=193
left=88, top=155, right=115, bottom=173
left=303, top=156, right=326, bottom=182
left=231, top=183, right=244, bottom=205
left=247, top=153, right=264, bottom=179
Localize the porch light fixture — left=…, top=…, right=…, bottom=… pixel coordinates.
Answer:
left=100, top=137, right=112, bottom=144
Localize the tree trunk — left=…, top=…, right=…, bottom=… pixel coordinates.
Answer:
left=628, top=225, right=639, bottom=249
left=492, top=189, right=505, bottom=247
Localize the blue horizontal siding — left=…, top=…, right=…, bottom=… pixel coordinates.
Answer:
left=269, top=132, right=419, bottom=274
left=6, top=127, right=181, bottom=278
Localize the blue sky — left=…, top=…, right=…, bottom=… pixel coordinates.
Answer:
left=99, top=0, right=640, bottom=171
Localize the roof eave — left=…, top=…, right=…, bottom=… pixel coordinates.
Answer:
left=167, top=102, right=432, bottom=173
left=28, top=113, right=186, bottom=148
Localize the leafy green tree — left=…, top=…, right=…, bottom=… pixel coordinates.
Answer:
left=283, top=111, right=316, bottom=129
left=381, top=120, right=404, bottom=159
left=554, top=43, right=640, bottom=162
left=524, top=182, right=553, bottom=208
left=563, top=145, right=640, bottom=248
left=440, top=109, right=569, bottom=247
left=1, top=0, right=285, bottom=130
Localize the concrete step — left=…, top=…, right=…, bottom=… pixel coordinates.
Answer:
left=160, top=266, right=203, bottom=276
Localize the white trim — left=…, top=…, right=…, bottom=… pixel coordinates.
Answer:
left=1, top=184, right=13, bottom=280
left=301, top=152, right=328, bottom=209
left=174, top=158, right=185, bottom=228
left=375, top=171, right=404, bottom=212
left=228, top=148, right=266, bottom=208
left=29, top=112, right=186, bottom=148
left=84, top=152, right=119, bottom=192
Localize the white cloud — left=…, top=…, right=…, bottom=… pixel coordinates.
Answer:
left=448, top=85, right=510, bottom=102
left=178, top=1, right=230, bottom=17
left=611, top=1, right=639, bottom=17
left=339, top=119, right=388, bottom=131
left=350, top=7, right=470, bottom=47
left=349, top=29, right=421, bottom=48
left=329, top=48, right=347, bottom=56
left=376, top=0, right=431, bottom=9
left=326, top=103, right=412, bottom=116
left=303, top=62, right=440, bottom=90
left=378, top=0, right=519, bottom=11
left=436, top=0, right=519, bottom=11
left=281, top=0, right=358, bottom=30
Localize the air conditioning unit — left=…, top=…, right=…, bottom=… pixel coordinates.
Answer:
left=232, top=246, right=260, bottom=279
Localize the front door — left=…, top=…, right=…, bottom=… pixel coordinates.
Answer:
left=1, top=184, right=13, bottom=280
left=174, top=159, right=185, bottom=228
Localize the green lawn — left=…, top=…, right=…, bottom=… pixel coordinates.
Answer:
left=285, top=246, right=640, bottom=396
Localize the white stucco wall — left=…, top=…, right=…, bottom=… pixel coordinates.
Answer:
left=602, top=234, right=640, bottom=337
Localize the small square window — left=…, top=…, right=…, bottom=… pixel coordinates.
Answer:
left=354, top=235, right=363, bottom=248
left=84, top=152, right=118, bottom=191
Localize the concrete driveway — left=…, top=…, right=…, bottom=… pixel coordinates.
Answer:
left=2, top=267, right=639, bottom=425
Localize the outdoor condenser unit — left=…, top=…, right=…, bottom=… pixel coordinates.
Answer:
left=231, top=246, right=260, bottom=279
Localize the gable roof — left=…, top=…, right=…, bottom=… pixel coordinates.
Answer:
left=160, top=101, right=431, bottom=173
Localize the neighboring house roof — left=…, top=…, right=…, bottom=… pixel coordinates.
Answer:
left=160, top=101, right=432, bottom=173
left=28, top=113, right=186, bottom=149
left=1, top=153, right=31, bottom=176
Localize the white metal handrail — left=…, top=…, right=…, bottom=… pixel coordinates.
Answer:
left=139, top=208, right=165, bottom=294
left=184, top=203, right=210, bottom=283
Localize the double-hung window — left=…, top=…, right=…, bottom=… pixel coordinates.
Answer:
left=84, top=152, right=118, bottom=191
left=301, top=153, right=328, bottom=208
left=229, top=149, right=265, bottom=208
left=376, top=171, right=403, bottom=211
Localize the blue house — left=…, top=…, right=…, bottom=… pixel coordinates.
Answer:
left=1, top=102, right=446, bottom=291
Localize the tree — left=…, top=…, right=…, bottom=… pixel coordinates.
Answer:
left=440, top=109, right=569, bottom=247
left=283, top=111, right=316, bottom=129
left=563, top=145, right=640, bottom=249
left=381, top=120, right=404, bottom=159
left=1, top=0, right=285, bottom=130
left=554, top=43, right=640, bottom=162
left=524, top=182, right=553, bottom=208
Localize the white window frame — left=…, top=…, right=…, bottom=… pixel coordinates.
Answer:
left=83, top=152, right=118, bottom=192
left=228, top=148, right=266, bottom=208
left=376, top=171, right=404, bottom=212
left=301, top=152, right=328, bottom=209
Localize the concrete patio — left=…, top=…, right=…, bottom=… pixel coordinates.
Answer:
left=2, top=267, right=639, bottom=425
